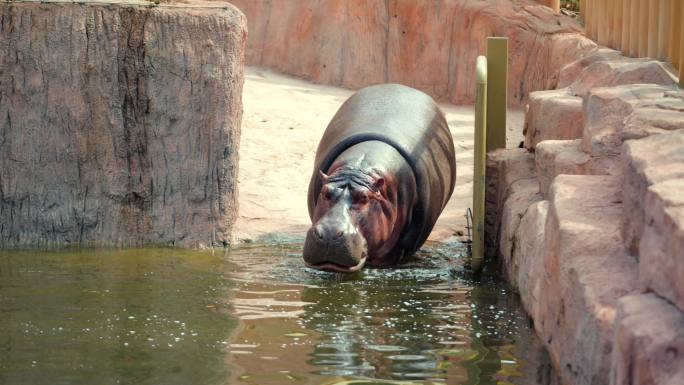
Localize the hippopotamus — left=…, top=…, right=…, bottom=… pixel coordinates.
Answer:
left=303, top=84, right=457, bottom=273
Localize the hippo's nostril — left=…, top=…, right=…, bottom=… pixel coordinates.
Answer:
left=334, top=230, right=343, bottom=239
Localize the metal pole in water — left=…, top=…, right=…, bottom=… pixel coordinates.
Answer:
left=472, top=55, right=487, bottom=274
left=486, top=37, right=507, bottom=152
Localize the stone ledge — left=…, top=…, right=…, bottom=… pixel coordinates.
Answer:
left=570, top=60, right=678, bottom=98
left=611, top=293, right=684, bottom=385
left=535, top=139, right=622, bottom=198
left=622, top=129, right=684, bottom=256
left=639, top=179, right=684, bottom=312
left=495, top=40, right=684, bottom=385
left=557, top=48, right=628, bottom=89
left=512, top=200, right=548, bottom=321
left=499, top=178, right=542, bottom=286
left=582, top=84, right=676, bottom=158
left=524, top=88, right=584, bottom=150
left=485, top=149, right=537, bottom=260
left=537, top=175, right=636, bottom=385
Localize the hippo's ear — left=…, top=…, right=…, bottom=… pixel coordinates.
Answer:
left=319, top=170, right=330, bottom=183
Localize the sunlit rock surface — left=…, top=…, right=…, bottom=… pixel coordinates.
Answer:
left=524, top=88, right=584, bottom=150
left=0, top=1, right=246, bottom=247
left=612, top=293, right=684, bottom=385
left=488, top=49, right=684, bottom=385
left=230, top=0, right=596, bottom=106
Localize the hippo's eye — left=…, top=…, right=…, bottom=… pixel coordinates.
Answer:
left=322, top=186, right=333, bottom=201
left=353, top=192, right=369, bottom=205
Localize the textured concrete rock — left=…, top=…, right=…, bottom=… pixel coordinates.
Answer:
left=535, top=139, right=621, bottom=198
left=639, top=179, right=684, bottom=311
left=582, top=85, right=675, bottom=157
left=622, top=130, right=684, bottom=256
left=560, top=252, right=637, bottom=385
left=484, top=149, right=537, bottom=260
left=512, top=200, right=548, bottom=321
left=498, top=49, right=684, bottom=385
left=499, top=178, right=542, bottom=285
left=611, top=293, right=684, bottom=385
left=620, top=89, right=684, bottom=141
left=622, top=106, right=684, bottom=141
left=536, top=140, right=590, bottom=197
left=537, top=175, right=637, bottom=385
left=558, top=48, right=627, bottom=89
left=570, top=60, right=678, bottom=98
left=231, top=0, right=596, bottom=106
left=524, top=88, right=584, bottom=149
left=0, top=1, right=246, bottom=248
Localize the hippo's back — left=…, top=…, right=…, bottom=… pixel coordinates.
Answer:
left=308, top=84, right=456, bottom=256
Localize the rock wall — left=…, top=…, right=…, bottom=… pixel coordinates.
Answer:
left=487, top=50, right=684, bottom=385
left=0, top=1, right=246, bottom=248
left=229, top=0, right=597, bottom=106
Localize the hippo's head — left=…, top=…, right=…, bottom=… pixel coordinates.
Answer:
left=303, top=168, right=400, bottom=273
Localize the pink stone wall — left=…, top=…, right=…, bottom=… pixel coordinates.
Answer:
left=488, top=48, right=684, bottom=385
left=230, top=0, right=597, bottom=106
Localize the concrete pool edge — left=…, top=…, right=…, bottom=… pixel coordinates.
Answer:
left=486, top=49, right=684, bottom=385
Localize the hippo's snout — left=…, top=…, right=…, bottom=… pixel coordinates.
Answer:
left=303, top=223, right=367, bottom=273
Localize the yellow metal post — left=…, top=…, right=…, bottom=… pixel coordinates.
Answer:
left=473, top=55, right=487, bottom=274
left=486, top=37, right=507, bottom=152
left=580, top=0, right=586, bottom=22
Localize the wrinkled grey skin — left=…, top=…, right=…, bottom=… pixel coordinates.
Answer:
left=303, top=84, right=456, bottom=273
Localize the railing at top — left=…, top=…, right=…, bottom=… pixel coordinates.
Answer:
left=553, top=0, right=683, bottom=87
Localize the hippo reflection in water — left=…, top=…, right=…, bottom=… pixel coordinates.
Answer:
left=303, top=84, right=457, bottom=273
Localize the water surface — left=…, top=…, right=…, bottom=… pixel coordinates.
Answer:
left=0, top=242, right=556, bottom=385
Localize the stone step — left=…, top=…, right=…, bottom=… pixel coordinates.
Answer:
left=536, top=174, right=638, bottom=385
left=498, top=177, right=542, bottom=287
left=622, top=88, right=684, bottom=136
left=639, top=178, right=684, bottom=313
left=582, top=84, right=677, bottom=158
left=622, top=129, right=684, bottom=257
left=535, top=139, right=621, bottom=198
left=569, top=59, right=678, bottom=97
left=511, top=200, right=548, bottom=321
left=485, top=148, right=539, bottom=260
left=524, top=88, right=584, bottom=150
left=557, top=48, right=627, bottom=89
left=611, top=293, right=684, bottom=385
left=526, top=76, right=681, bottom=155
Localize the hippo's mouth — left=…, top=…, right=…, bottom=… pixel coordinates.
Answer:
left=305, top=255, right=367, bottom=273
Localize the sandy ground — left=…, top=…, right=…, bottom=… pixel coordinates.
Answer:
left=234, top=67, right=524, bottom=243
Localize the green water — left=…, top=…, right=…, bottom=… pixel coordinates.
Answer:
left=0, top=243, right=557, bottom=385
